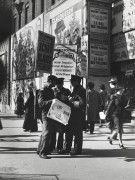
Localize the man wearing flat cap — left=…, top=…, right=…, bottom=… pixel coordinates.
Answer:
left=61, top=75, right=86, bottom=155
left=50, top=78, right=71, bottom=153
left=37, top=75, right=57, bottom=159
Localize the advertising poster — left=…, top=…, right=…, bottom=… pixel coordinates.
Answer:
left=52, top=44, right=77, bottom=80
left=36, top=31, right=55, bottom=73
left=112, top=0, right=135, bottom=34
left=11, top=14, right=43, bottom=80
left=89, top=5, right=109, bottom=34
left=51, top=1, right=82, bottom=46
left=89, top=36, right=109, bottom=76
left=81, top=35, right=88, bottom=78
left=112, top=30, right=135, bottom=62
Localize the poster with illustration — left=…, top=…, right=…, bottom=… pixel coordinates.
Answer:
left=51, top=2, right=82, bottom=48
left=52, top=44, right=77, bottom=80
left=11, top=14, right=43, bottom=80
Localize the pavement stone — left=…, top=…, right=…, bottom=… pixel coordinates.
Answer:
left=0, top=113, right=135, bottom=180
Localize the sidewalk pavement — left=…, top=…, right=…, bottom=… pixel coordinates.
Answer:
left=0, top=113, right=135, bottom=180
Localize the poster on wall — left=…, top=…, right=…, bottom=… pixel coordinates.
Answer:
left=89, top=36, right=109, bottom=76
left=11, top=14, right=43, bottom=80
left=36, top=31, right=55, bottom=74
left=112, top=0, right=135, bottom=34
left=52, top=44, right=77, bottom=80
left=51, top=1, right=82, bottom=46
left=81, top=35, right=88, bottom=78
left=89, top=4, right=109, bottom=34
left=112, top=30, right=135, bottom=62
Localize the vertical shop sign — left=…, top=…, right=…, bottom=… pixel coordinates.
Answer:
left=36, top=31, right=55, bottom=74
left=89, top=5, right=109, bottom=34
left=52, top=44, right=77, bottom=80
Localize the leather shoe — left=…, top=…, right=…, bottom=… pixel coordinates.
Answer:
left=39, top=154, right=50, bottom=159
left=58, top=149, right=70, bottom=154
left=70, top=151, right=81, bottom=155
left=119, top=144, right=125, bottom=149
left=107, top=136, right=113, bottom=145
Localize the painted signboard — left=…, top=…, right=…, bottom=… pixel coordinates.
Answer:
left=89, top=3, right=109, bottom=34
left=52, top=44, right=77, bottom=80
left=11, top=14, right=43, bottom=80
left=112, top=0, right=135, bottom=34
left=112, top=30, right=135, bottom=62
left=36, top=31, right=55, bottom=74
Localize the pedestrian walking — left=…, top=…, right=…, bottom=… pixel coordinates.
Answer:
left=60, top=75, right=86, bottom=155
left=37, top=75, right=57, bottom=159
left=50, top=78, right=71, bottom=153
left=87, top=82, right=101, bottom=134
left=105, top=78, right=125, bottom=149
left=16, top=92, right=24, bottom=118
left=23, top=90, right=38, bottom=132
left=99, top=84, right=107, bottom=127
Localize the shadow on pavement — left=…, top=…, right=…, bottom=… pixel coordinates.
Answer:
left=0, top=173, right=59, bottom=180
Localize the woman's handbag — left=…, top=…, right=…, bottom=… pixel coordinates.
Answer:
left=0, top=118, right=3, bottom=130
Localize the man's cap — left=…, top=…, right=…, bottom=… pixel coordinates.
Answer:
left=70, top=75, right=82, bottom=82
left=108, top=78, right=117, bottom=83
left=47, top=75, right=57, bottom=82
left=56, top=78, right=64, bottom=84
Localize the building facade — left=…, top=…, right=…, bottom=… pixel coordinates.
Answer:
left=0, top=0, right=113, bottom=112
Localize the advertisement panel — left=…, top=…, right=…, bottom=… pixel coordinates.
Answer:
left=112, top=30, right=135, bottom=62
left=36, top=31, right=55, bottom=73
left=112, top=0, right=135, bottom=34
left=51, top=1, right=82, bottom=46
left=52, top=44, right=77, bottom=80
left=81, top=35, right=88, bottom=78
left=11, top=14, right=43, bottom=80
left=89, top=3, right=109, bottom=34
left=89, top=35, right=109, bottom=76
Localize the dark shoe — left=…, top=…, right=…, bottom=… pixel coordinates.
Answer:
left=119, top=144, right=125, bottom=149
left=58, top=149, right=70, bottom=154
left=99, top=125, right=103, bottom=128
left=39, top=154, right=51, bottom=159
left=107, top=136, right=113, bottom=145
left=90, top=131, right=93, bottom=134
left=70, top=151, right=81, bottom=155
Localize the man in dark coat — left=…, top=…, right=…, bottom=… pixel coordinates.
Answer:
left=37, top=75, right=57, bottom=159
left=61, top=75, right=86, bottom=155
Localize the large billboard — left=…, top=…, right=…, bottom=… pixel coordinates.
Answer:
left=11, top=14, right=43, bottom=80
left=112, top=0, right=135, bottom=34
left=112, top=30, right=135, bottom=62
left=51, top=1, right=82, bottom=46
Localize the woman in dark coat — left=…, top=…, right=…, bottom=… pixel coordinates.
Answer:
left=16, top=93, right=24, bottom=118
left=23, top=90, right=38, bottom=132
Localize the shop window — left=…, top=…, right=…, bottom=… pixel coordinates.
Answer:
left=25, top=3, right=29, bottom=25
left=32, top=0, right=35, bottom=19
left=41, top=0, right=44, bottom=13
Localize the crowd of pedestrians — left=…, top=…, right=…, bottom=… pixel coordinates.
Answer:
left=15, top=74, right=132, bottom=159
